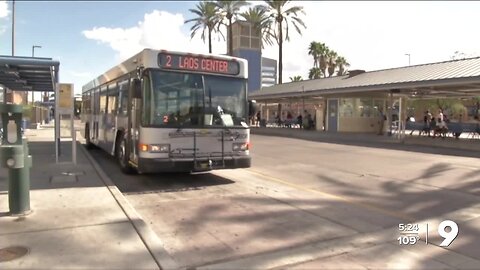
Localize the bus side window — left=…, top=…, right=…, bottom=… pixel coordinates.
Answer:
left=118, top=79, right=129, bottom=116
left=108, top=82, right=118, bottom=116
left=100, top=85, right=107, bottom=114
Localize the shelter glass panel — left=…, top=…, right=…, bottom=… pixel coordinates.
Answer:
left=339, top=98, right=355, bottom=117
left=359, top=98, right=373, bottom=118
left=339, top=98, right=381, bottom=118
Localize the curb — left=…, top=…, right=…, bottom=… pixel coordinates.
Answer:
left=80, top=144, right=179, bottom=270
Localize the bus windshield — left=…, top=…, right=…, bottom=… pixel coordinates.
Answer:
left=144, top=70, right=247, bottom=128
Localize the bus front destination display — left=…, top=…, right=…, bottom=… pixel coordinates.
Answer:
left=158, top=53, right=240, bottom=75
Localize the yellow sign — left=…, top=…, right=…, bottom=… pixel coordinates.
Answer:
left=59, top=83, right=73, bottom=109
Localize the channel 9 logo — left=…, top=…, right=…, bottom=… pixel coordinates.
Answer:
left=398, top=220, right=459, bottom=246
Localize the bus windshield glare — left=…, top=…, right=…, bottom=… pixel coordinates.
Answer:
left=143, top=70, right=247, bottom=127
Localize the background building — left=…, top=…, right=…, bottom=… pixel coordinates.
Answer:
left=261, top=57, right=277, bottom=88
left=230, top=20, right=277, bottom=93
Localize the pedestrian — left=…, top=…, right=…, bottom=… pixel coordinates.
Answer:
left=436, top=109, right=448, bottom=138
left=378, top=109, right=385, bottom=135
left=422, top=110, right=432, bottom=136
left=297, top=114, right=303, bottom=129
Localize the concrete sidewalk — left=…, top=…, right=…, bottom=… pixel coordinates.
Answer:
left=0, top=127, right=178, bottom=269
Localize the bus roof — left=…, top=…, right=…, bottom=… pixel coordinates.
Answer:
left=82, top=48, right=248, bottom=92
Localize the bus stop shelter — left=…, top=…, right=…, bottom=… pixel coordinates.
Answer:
left=0, top=55, right=59, bottom=96
left=249, top=57, right=480, bottom=136
left=0, top=55, right=67, bottom=162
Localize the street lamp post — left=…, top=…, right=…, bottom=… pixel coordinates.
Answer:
left=11, top=0, right=15, bottom=56
left=6, top=0, right=15, bottom=103
left=31, top=45, right=42, bottom=105
left=405, top=53, right=411, bottom=66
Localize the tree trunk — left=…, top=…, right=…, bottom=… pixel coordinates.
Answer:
left=320, top=56, right=327, bottom=78
left=228, top=17, right=233, bottom=56
left=278, top=22, right=283, bottom=84
left=328, top=66, right=335, bottom=77
left=208, top=28, right=212, bottom=53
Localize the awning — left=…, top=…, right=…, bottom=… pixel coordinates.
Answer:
left=0, top=55, right=60, bottom=92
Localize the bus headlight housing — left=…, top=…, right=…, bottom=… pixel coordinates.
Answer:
left=150, top=144, right=170, bottom=153
left=140, top=143, right=170, bottom=153
left=232, top=142, right=249, bottom=151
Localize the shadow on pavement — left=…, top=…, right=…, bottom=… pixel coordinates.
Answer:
left=86, top=146, right=235, bottom=195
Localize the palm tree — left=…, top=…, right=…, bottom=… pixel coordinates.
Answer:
left=318, top=43, right=330, bottom=78
left=215, top=0, right=250, bottom=56
left=185, top=1, right=221, bottom=53
left=336, top=56, right=350, bottom=76
left=261, top=0, right=306, bottom=84
left=241, top=6, right=274, bottom=49
left=308, top=41, right=321, bottom=68
left=327, top=50, right=338, bottom=77
left=289, top=75, right=303, bottom=82
left=308, top=67, right=321, bottom=79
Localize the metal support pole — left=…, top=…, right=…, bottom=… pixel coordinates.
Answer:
left=8, top=167, right=30, bottom=214
left=398, top=97, right=403, bottom=140
left=8, top=141, right=32, bottom=215
left=397, top=97, right=401, bottom=139
left=388, top=93, right=393, bottom=136
left=55, top=84, right=59, bottom=163
left=403, top=98, right=407, bottom=139
left=72, top=128, right=77, bottom=165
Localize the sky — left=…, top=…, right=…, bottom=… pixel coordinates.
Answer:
left=0, top=1, right=479, bottom=99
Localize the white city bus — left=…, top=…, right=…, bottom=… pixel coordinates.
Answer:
left=81, top=49, right=253, bottom=173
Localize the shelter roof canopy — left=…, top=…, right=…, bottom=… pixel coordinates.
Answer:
left=0, top=55, right=59, bottom=92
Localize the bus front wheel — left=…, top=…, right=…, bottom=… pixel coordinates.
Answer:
left=116, top=135, right=135, bottom=174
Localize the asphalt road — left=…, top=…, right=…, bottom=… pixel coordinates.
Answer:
left=87, top=134, right=480, bottom=269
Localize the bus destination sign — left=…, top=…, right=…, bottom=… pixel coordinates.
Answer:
left=158, top=53, right=240, bottom=75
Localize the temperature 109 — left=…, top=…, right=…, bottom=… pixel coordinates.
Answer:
left=397, top=235, right=419, bottom=245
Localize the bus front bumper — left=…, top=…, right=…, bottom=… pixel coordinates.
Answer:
left=137, top=156, right=251, bottom=173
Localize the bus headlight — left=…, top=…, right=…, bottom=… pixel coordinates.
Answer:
left=150, top=144, right=170, bottom=153
left=140, top=143, right=170, bottom=153
left=233, top=142, right=249, bottom=151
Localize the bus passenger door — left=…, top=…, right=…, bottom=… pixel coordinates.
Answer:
left=93, top=88, right=100, bottom=143
left=131, top=98, right=141, bottom=164
left=129, top=78, right=142, bottom=165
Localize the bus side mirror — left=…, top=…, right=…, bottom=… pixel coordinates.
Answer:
left=248, top=100, right=258, bottom=118
left=132, top=78, right=142, bottom=98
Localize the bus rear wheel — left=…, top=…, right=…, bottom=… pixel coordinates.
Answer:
left=116, top=135, right=135, bottom=174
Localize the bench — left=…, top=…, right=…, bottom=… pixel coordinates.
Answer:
left=448, top=122, right=463, bottom=138
left=462, top=123, right=480, bottom=138
left=406, top=122, right=430, bottom=136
